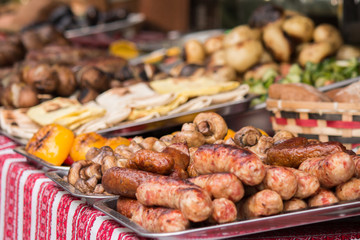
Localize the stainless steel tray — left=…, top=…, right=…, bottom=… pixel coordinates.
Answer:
left=94, top=198, right=360, bottom=240
left=64, top=13, right=145, bottom=39
left=14, top=146, right=70, bottom=171
left=97, top=94, right=256, bottom=137
left=46, top=170, right=118, bottom=205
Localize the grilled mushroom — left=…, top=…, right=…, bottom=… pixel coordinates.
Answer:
left=193, top=112, right=228, bottom=144
left=234, top=126, right=262, bottom=147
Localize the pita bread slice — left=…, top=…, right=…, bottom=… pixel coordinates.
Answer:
left=130, top=93, right=176, bottom=109
left=74, top=106, right=131, bottom=134
left=27, top=97, right=81, bottom=126
left=149, top=76, right=240, bottom=98
left=128, top=94, right=188, bottom=120
left=207, top=84, right=250, bottom=104
left=0, top=108, right=40, bottom=140
left=167, top=96, right=212, bottom=115
left=54, top=105, right=106, bottom=129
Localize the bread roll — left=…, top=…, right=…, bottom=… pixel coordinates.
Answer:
left=268, top=83, right=331, bottom=102
left=329, top=81, right=360, bottom=103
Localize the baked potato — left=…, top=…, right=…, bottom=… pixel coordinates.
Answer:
left=298, top=42, right=333, bottom=66
left=263, top=25, right=292, bottom=62
left=223, top=25, right=261, bottom=48
left=313, top=24, right=343, bottom=52
left=225, top=39, right=263, bottom=73
left=282, top=15, right=314, bottom=42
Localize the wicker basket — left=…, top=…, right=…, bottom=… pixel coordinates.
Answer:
left=266, top=98, right=360, bottom=149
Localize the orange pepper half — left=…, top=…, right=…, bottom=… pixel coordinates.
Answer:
left=70, top=132, right=107, bottom=162
left=105, top=136, right=130, bottom=150
left=26, top=123, right=74, bottom=166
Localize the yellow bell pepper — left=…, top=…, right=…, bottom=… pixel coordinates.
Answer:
left=26, top=124, right=74, bottom=166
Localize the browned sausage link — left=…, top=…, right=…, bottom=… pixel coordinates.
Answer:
left=136, top=176, right=213, bottom=222
left=187, top=147, right=198, bottom=177
left=242, top=189, right=283, bottom=219
left=162, top=143, right=190, bottom=179
left=116, top=197, right=190, bottom=233
left=283, top=198, right=307, bottom=212
left=102, top=167, right=159, bottom=197
left=262, top=166, right=297, bottom=200
left=352, top=155, right=360, bottom=178
left=192, top=144, right=266, bottom=186
left=131, top=149, right=174, bottom=175
left=299, top=152, right=355, bottom=188
left=336, top=178, right=360, bottom=201
left=266, top=137, right=346, bottom=168
left=308, top=188, right=339, bottom=207
left=210, top=198, right=237, bottom=224
left=188, top=173, right=244, bottom=202
left=286, top=168, right=320, bottom=199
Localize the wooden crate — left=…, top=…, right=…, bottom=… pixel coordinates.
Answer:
left=266, top=98, right=360, bottom=149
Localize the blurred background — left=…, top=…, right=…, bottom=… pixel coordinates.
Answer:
left=0, top=0, right=358, bottom=49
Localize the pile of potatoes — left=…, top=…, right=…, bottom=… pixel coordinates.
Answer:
left=182, top=4, right=360, bottom=81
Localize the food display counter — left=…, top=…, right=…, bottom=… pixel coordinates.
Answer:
left=2, top=131, right=360, bottom=240
left=2, top=1, right=360, bottom=239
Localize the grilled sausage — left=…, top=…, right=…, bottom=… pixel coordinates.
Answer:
left=352, top=155, right=360, bottom=178
left=299, top=152, right=355, bottom=188
left=266, top=137, right=346, bottom=168
left=131, top=149, right=174, bottom=174
left=116, top=197, right=190, bottom=233
left=191, top=144, right=266, bottom=186
left=136, top=176, right=213, bottom=222
left=242, top=189, right=283, bottom=219
left=336, top=178, right=360, bottom=201
left=188, top=173, right=244, bottom=202
left=210, top=198, right=237, bottom=224
left=308, top=189, right=339, bottom=207
left=287, top=168, right=320, bottom=199
left=162, top=143, right=190, bottom=179
left=262, top=166, right=298, bottom=200
left=283, top=198, right=307, bottom=212
left=102, top=167, right=159, bottom=197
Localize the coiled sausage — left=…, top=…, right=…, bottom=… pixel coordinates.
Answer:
left=191, top=144, right=266, bottom=186
left=116, top=197, right=189, bottom=233
left=136, top=176, right=213, bottom=222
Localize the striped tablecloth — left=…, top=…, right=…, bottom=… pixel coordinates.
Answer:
left=0, top=135, right=141, bottom=240
left=1, top=134, right=360, bottom=240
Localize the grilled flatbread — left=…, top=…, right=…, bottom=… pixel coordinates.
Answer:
left=0, top=108, right=40, bottom=140
left=149, top=76, right=240, bottom=98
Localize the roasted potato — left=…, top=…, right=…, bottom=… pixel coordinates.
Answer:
left=313, top=24, right=343, bottom=52
left=263, top=25, right=292, bottom=62
left=183, top=39, right=206, bottom=64
left=336, top=45, right=360, bottom=60
left=225, top=39, right=263, bottom=73
left=223, top=25, right=261, bottom=48
left=298, top=42, right=333, bottom=66
left=282, top=15, right=314, bottom=42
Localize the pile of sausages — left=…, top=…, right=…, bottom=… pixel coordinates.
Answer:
left=71, top=113, right=360, bottom=233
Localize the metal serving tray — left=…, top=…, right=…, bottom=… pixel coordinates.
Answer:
left=97, top=94, right=256, bottom=137
left=94, top=198, right=360, bottom=240
left=46, top=170, right=118, bottom=205
left=14, top=146, right=70, bottom=171
left=64, top=13, right=145, bottom=39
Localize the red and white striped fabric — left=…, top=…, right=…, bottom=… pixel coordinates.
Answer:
left=0, top=135, right=142, bottom=240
